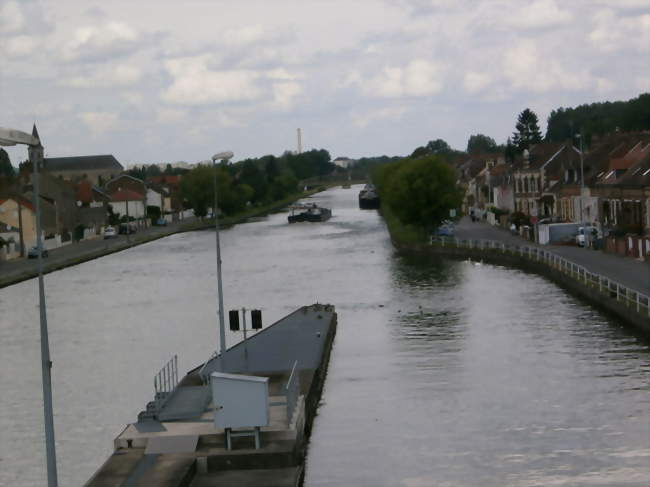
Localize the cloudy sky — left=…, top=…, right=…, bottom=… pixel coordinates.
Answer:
left=1, top=0, right=648, bottom=166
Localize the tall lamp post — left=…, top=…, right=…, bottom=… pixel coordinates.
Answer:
left=576, top=133, right=588, bottom=248
left=211, top=151, right=234, bottom=368
left=0, top=125, right=59, bottom=486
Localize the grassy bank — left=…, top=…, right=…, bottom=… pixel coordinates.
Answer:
left=380, top=204, right=429, bottom=247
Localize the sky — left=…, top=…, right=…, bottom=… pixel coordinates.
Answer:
left=1, top=0, right=648, bottom=167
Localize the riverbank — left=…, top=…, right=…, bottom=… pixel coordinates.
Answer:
left=383, top=215, right=650, bottom=335
left=0, top=190, right=321, bottom=289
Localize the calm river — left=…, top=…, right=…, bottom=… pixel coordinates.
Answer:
left=1, top=185, right=648, bottom=486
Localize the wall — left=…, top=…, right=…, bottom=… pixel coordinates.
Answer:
left=404, top=242, right=650, bottom=335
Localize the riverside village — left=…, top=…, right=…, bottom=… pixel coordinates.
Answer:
left=2, top=2, right=649, bottom=486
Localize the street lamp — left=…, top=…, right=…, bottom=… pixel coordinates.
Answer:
left=210, top=151, right=234, bottom=367
left=0, top=126, right=59, bottom=486
left=576, top=133, right=588, bottom=248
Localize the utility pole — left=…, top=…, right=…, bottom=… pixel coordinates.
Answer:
left=29, top=125, right=59, bottom=487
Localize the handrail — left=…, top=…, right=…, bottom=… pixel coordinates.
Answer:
left=153, top=354, right=179, bottom=413
left=430, top=236, right=650, bottom=318
left=285, top=360, right=300, bottom=424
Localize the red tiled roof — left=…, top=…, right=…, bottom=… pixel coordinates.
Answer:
left=76, top=180, right=93, bottom=203
left=148, top=175, right=181, bottom=185
left=0, top=195, right=35, bottom=211
left=109, top=188, right=145, bottom=202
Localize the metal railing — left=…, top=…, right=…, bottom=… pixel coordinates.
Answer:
left=431, top=236, right=650, bottom=319
left=153, top=354, right=179, bottom=413
left=285, top=360, right=300, bottom=424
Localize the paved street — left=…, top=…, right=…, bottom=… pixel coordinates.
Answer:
left=0, top=217, right=197, bottom=288
left=454, top=217, right=650, bottom=296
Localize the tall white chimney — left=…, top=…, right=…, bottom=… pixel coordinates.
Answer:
left=297, top=128, right=302, bottom=154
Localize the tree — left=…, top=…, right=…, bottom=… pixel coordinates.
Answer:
left=504, top=137, right=517, bottom=163
left=426, top=139, right=453, bottom=155
left=466, top=134, right=498, bottom=154
left=0, top=149, right=14, bottom=181
left=512, top=108, right=542, bottom=151
left=377, top=155, right=462, bottom=229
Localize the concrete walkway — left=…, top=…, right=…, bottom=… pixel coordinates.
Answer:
left=453, top=217, right=650, bottom=296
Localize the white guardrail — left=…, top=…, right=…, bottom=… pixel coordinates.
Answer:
left=430, top=236, right=650, bottom=319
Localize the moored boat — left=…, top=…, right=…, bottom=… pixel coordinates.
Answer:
left=288, top=203, right=332, bottom=223
left=358, top=183, right=380, bottom=209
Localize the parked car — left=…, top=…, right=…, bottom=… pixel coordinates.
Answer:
left=576, top=226, right=601, bottom=247
left=103, top=226, right=117, bottom=239
left=154, top=217, right=167, bottom=226
left=435, top=224, right=455, bottom=237
left=28, top=246, right=49, bottom=259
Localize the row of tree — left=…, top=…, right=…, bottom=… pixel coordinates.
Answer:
left=180, top=149, right=333, bottom=217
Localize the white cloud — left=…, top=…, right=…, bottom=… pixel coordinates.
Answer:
left=352, top=106, right=407, bottom=128
left=3, top=35, right=39, bottom=57
left=463, top=71, right=492, bottom=94
left=503, top=40, right=591, bottom=93
left=0, top=1, right=25, bottom=34
left=62, top=21, right=140, bottom=62
left=78, top=112, right=119, bottom=135
left=589, top=9, right=650, bottom=53
left=64, top=64, right=142, bottom=88
left=634, top=77, right=650, bottom=92
left=595, top=77, right=616, bottom=94
left=162, top=55, right=263, bottom=105
left=161, top=54, right=304, bottom=107
left=356, top=59, right=444, bottom=98
left=592, top=0, right=650, bottom=8
left=505, top=0, right=572, bottom=29
left=156, top=108, right=187, bottom=124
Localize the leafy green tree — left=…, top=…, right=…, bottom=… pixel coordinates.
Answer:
left=466, top=134, right=498, bottom=154
left=512, top=108, right=542, bottom=151
left=410, top=146, right=429, bottom=158
left=0, top=149, right=14, bottom=180
left=239, top=160, right=268, bottom=203
left=377, top=155, right=462, bottom=229
left=426, top=139, right=453, bottom=155
left=180, top=165, right=214, bottom=217
left=545, top=93, right=650, bottom=144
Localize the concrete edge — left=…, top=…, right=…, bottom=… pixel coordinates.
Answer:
left=398, top=244, right=650, bottom=337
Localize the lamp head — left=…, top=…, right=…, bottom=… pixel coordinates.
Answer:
left=211, top=151, right=234, bottom=162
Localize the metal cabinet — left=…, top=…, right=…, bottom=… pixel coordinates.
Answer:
left=210, top=372, right=269, bottom=429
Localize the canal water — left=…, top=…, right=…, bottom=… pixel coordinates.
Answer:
left=1, top=185, right=648, bottom=486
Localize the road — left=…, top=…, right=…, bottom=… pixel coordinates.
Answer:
left=0, top=217, right=196, bottom=288
left=454, top=217, right=650, bottom=296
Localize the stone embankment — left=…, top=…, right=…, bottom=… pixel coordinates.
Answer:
left=400, top=236, right=650, bottom=335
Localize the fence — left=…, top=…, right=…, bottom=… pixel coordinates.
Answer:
left=431, top=236, right=650, bottom=319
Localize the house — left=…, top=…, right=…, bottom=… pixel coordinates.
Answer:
left=591, top=135, right=650, bottom=233
left=44, top=155, right=123, bottom=185
left=105, top=174, right=146, bottom=196
left=0, top=194, right=56, bottom=256
left=511, top=142, right=581, bottom=220
left=108, top=188, right=146, bottom=219
left=75, top=180, right=111, bottom=235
